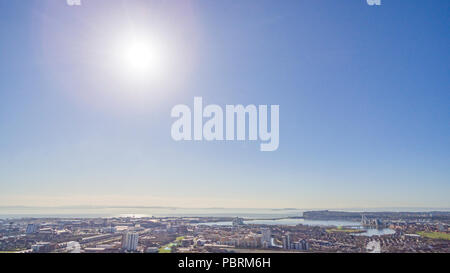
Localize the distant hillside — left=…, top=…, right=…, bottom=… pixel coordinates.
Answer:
left=303, top=210, right=450, bottom=221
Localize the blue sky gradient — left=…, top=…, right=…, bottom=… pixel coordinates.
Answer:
left=0, top=0, right=449, bottom=208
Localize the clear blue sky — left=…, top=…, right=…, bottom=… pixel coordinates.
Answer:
left=0, top=0, right=449, bottom=209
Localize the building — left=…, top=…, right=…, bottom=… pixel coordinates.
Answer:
left=32, top=242, right=53, bottom=253
left=300, top=239, right=309, bottom=251
left=261, top=228, right=272, bottom=248
left=361, top=215, right=384, bottom=228
left=232, top=217, right=245, bottom=227
left=101, top=226, right=117, bottom=233
left=122, top=232, right=139, bottom=251
left=282, top=232, right=291, bottom=249
left=26, top=224, right=39, bottom=234
left=181, top=238, right=194, bottom=247
left=146, top=247, right=159, bottom=253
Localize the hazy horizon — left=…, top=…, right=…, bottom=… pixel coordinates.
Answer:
left=1, top=205, right=449, bottom=211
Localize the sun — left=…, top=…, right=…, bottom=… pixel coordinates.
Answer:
left=114, top=32, right=167, bottom=80
left=123, top=39, right=156, bottom=72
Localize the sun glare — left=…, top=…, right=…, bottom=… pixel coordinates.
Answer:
left=123, top=40, right=155, bottom=72
left=114, top=32, right=168, bottom=81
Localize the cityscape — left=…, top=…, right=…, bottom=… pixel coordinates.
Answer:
left=1, top=210, right=449, bottom=253
left=0, top=0, right=449, bottom=262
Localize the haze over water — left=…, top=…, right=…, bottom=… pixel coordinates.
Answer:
left=1, top=206, right=448, bottom=220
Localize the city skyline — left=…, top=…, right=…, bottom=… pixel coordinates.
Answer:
left=0, top=0, right=449, bottom=209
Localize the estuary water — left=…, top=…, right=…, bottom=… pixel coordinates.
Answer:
left=197, top=218, right=396, bottom=237
left=0, top=207, right=303, bottom=219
